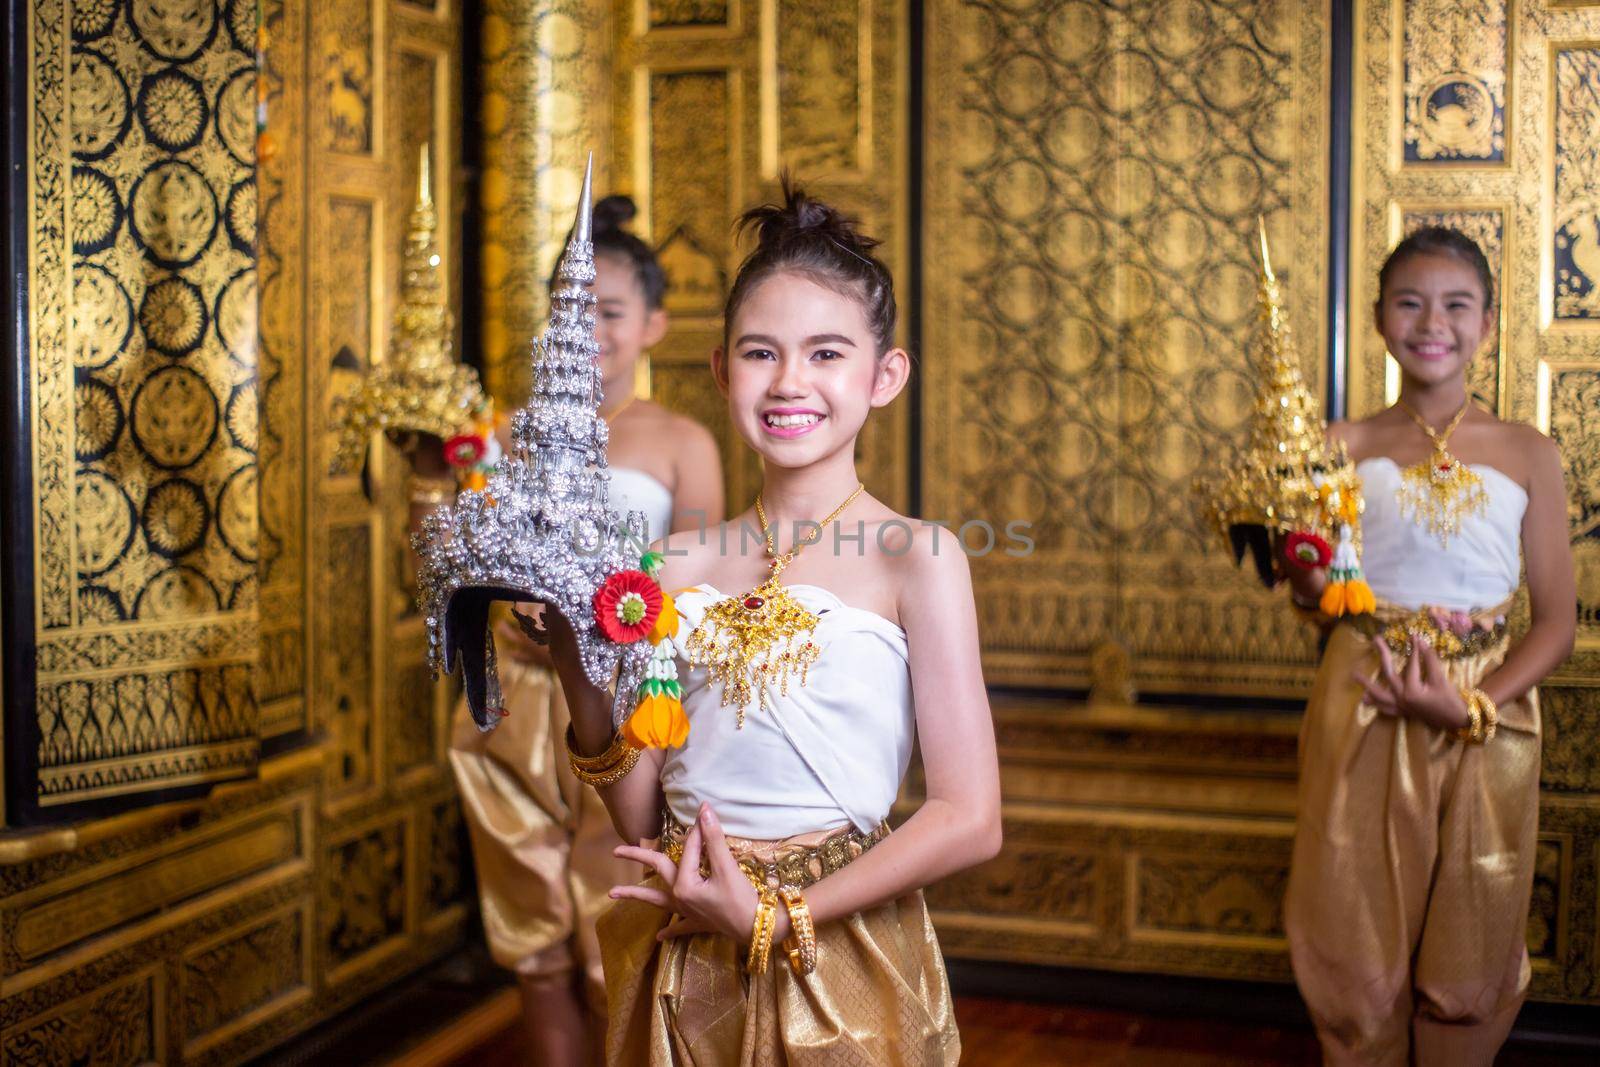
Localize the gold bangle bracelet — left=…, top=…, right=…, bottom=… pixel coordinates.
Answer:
left=569, top=744, right=641, bottom=787
left=747, top=892, right=777, bottom=975
left=1454, top=687, right=1484, bottom=744
left=779, top=887, right=817, bottom=976
left=564, top=725, right=642, bottom=786
left=1471, top=687, right=1498, bottom=743
left=565, top=724, right=631, bottom=769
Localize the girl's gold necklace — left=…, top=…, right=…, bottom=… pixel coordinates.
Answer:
left=1394, top=398, right=1488, bottom=545
left=684, top=483, right=865, bottom=725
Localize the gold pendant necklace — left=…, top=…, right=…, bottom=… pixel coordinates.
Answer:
left=684, top=483, right=865, bottom=726
left=1394, top=398, right=1488, bottom=545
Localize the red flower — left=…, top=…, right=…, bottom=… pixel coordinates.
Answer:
left=444, top=433, right=485, bottom=468
left=1284, top=530, right=1332, bottom=569
left=594, top=570, right=662, bottom=644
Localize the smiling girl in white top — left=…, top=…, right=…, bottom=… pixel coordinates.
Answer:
left=545, top=182, right=1000, bottom=1065
left=1280, top=227, right=1575, bottom=1066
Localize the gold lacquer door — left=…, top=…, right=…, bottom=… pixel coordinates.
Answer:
left=923, top=0, right=1333, bottom=698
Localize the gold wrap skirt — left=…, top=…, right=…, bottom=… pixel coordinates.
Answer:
left=1285, top=603, right=1539, bottom=1066
left=598, top=819, right=962, bottom=1066
left=447, top=659, right=634, bottom=1011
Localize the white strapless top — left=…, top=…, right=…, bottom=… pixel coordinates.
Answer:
left=1356, top=457, right=1526, bottom=611
left=610, top=467, right=673, bottom=542
left=660, top=584, right=915, bottom=840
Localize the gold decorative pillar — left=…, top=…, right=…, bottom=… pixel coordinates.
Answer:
left=478, top=1, right=614, bottom=408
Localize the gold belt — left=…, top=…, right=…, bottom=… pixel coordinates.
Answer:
left=1345, top=607, right=1509, bottom=662
left=660, top=814, right=888, bottom=892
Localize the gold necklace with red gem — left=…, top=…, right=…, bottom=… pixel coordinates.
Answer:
left=1394, top=398, right=1488, bottom=545
left=684, top=483, right=865, bottom=726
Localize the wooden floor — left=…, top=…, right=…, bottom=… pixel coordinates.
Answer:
left=410, top=993, right=1595, bottom=1066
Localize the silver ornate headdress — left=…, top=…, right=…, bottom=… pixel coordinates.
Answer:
left=414, top=156, right=650, bottom=729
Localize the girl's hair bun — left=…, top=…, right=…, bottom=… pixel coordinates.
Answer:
left=592, top=194, right=638, bottom=237
left=739, top=180, right=882, bottom=259
left=548, top=193, right=669, bottom=310
left=727, top=176, right=895, bottom=351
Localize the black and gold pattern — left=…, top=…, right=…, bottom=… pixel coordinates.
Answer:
left=70, top=166, right=122, bottom=254
left=130, top=161, right=219, bottom=268
left=130, top=0, right=218, bottom=64
left=129, top=365, right=220, bottom=469
left=14, top=0, right=260, bottom=819
left=1554, top=48, right=1600, bottom=320
left=70, top=264, right=132, bottom=369
left=136, top=67, right=209, bottom=153
left=142, top=478, right=210, bottom=559
left=74, top=378, right=124, bottom=462
left=69, top=49, right=131, bottom=160
left=138, top=275, right=208, bottom=356
left=1401, top=0, right=1506, bottom=163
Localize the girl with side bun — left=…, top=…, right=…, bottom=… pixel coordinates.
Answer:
left=544, top=180, right=999, bottom=1064
left=447, top=195, right=722, bottom=1065
left=1280, top=227, right=1575, bottom=1065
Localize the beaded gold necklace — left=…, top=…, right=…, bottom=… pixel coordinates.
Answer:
left=1394, top=398, right=1488, bottom=544
left=684, top=483, right=864, bottom=726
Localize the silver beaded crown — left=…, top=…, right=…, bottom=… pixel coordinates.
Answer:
left=413, top=156, right=650, bottom=730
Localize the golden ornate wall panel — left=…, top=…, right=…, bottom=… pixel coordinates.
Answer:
left=612, top=0, right=911, bottom=511
left=914, top=699, right=1301, bottom=980
left=8, top=0, right=263, bottom=821
left=1401, top=1, right=1509, bottom=163
left=923, top=0, right=1331, bottom=695
left=5, top=0, right=474, bottom=1059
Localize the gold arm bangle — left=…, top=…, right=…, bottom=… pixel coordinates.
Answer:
left=1454, top=687, right=1484, bottom=744
left=779, top=887, right=817, bottom=976
left=747, top=892, right=777, bottom=975
left=565, top=725, right=642, bottom=786
left=1471, top=687, right=1498, bottom=743
left=565, top=724, right=630, bottom=769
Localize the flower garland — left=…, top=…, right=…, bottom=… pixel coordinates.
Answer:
left=593, top=550, right=689, bottom=750
left=444, top=406, right=502, bottom=491
left=1288, top=476, right=1375, bottom=617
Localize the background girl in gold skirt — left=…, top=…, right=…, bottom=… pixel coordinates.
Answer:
left=544, top=183, right=1003, bottom=1065
left=449, top=196, right=723, bottom=1065
left=1280, top=228, right=1576, bottom=1065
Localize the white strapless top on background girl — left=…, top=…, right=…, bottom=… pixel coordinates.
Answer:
left=610, top=467, right=674, bottom=543
left=660, top=584, right=916, bottom=841
left=1355, top=457, right=1527, bottom=612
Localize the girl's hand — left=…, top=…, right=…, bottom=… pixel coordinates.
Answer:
left=610, top=804, right=763, bottom=945
left=1353, top=636, right=1470, bottom=731
left=1270, top=530, right=1328, bottom=601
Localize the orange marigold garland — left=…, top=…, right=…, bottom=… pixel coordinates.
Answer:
left=601, top=550, right=690, bottom=750
left=1310, top=476, right=1375, bottom=617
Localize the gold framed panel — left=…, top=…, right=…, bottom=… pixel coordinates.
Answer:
left=922, top=0, right=1332, bottom=697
